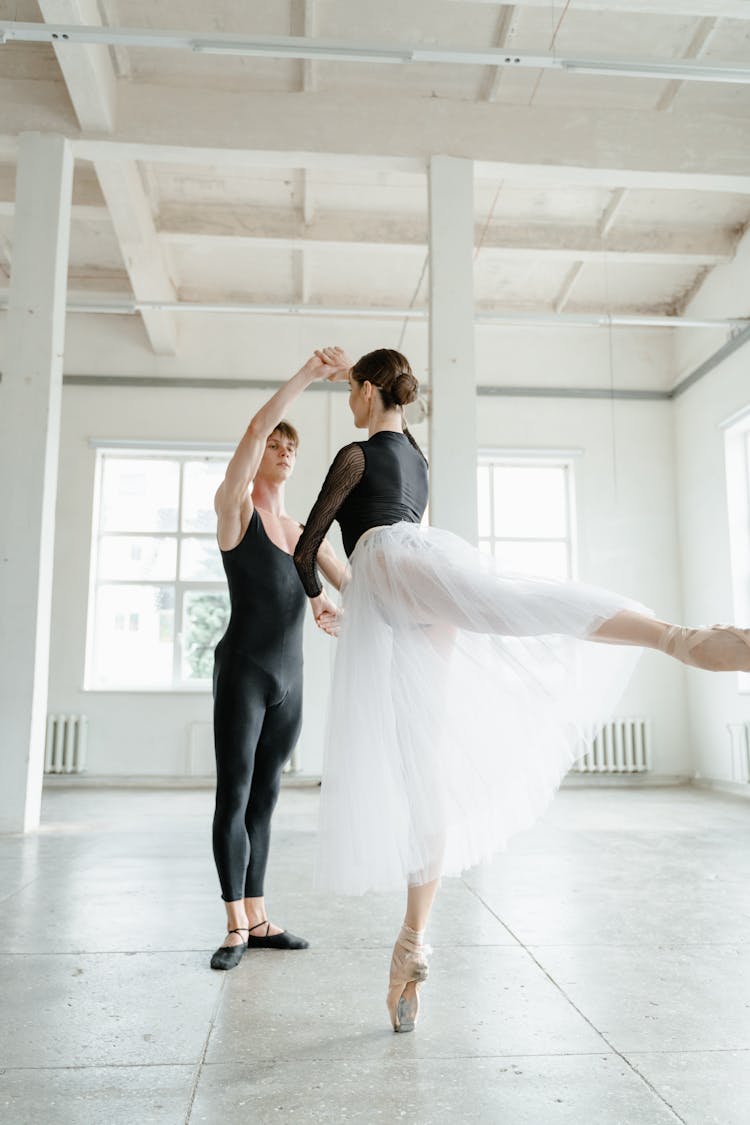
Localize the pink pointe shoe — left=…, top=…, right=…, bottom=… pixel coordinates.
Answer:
left=386, top=924, right=430, bottom=1033
left=658, top=624, right=750, bottom=672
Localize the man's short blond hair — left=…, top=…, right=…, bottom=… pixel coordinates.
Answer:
left=271, top=420, right=299, bottom=449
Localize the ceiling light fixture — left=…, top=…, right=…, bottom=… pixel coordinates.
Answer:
left=559, top=57, right=750, bottom=85
left=1, top=22, right=748, bottom=84
left=190, top=39, right=413, bottom=64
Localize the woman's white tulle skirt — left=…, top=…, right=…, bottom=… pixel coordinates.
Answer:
left=316, top=522, right=650, bottom=896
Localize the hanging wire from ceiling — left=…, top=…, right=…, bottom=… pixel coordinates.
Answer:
left=397, top=252, right=429, bottom=353
left=548, top=0, right=575, bottom=52
left=399, top=176, right=503, bottom=353
left=474, top=180, right=504, bottom=262
left=528, top=0, right=575, bottom=105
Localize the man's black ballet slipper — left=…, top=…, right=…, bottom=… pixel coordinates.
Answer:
left=210, top=928, right=249, bottom=971
left=246, top=920, right=309, bottom=950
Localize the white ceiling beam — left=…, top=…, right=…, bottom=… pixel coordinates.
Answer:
left=555, top=262, right=584, bottom=313
left=2, top=24, right=749, bottom=83
left=448, top=0, right=750, bottom=16
left=656, top=17, right=718, bottom=112
left=50, top=142, right=750, bottom=198
left=71, top=85, right=750, bottom=191
left=290, top=0, right=318, bottom=93
left=0, top=185, right=735, bottom=266
left=303, top=0, right=317, bottom=92
left=597, top=187, right=628, bottom=237
left=34, top=3, right=115, bottom=131
left=480, top=5, right=517, bottom=103
left=36, top=2, right=115, bottom=132
left=156, top=208, right=735, bottom=265
left=292, top=247, right=309, bottom=304
left=37, top=1, right=177, bottom=354
left=4, top=96, right=749, bottom=194
left=301, top=168, right=315, bottom=226
left=97, top=0, right=132, bottom=79
left=93, top=160, right=178, bottom=352
left=3, top=87, right=750, bottom=194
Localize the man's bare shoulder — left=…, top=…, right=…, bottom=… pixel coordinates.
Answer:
left=216, top=494, right=253, bottom=552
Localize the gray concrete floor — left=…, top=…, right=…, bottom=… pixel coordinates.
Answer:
left=1, top=785, right=750, bottom=1124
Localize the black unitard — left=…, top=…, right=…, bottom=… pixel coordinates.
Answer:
left=294, top=430, right=428, bottom=597
left=213, top=508, right=306, bottom=902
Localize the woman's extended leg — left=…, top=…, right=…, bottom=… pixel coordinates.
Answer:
left=387, top=879, right=440, bottom=1033
left=370, top=533, right=750, bottom=673
left=391, top=548, right=750, bottom=672
left=591, top=610, right=750, bottom=672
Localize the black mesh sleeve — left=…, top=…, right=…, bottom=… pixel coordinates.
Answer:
left=293, top=442, right=366, bottom=597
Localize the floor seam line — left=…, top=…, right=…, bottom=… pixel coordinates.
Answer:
left=463, top=881, right=689, bottom=1125
left=0, top=876, right=44, bottom=906
left=184, top=975, right=226, bottom=1123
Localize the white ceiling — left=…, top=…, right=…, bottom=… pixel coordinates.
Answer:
left=0, top=0, right=748, bottom=346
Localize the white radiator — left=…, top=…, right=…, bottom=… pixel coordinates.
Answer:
left=571, top=717, right=651, bottom=774
left=727, top=722, right=750, bottom=784
left=45, top=714, right=88, bottom=774
left=186, top=722, right=299, bottom=776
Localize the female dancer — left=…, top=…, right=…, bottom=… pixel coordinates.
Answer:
left=293, top=345, right=750, bottom=1032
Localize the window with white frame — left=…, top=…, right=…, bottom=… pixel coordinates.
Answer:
left=477, top=453, right=576, bottom=581
left=724, top=410, right=750, bottom=694
left=86, top=445, right=231, bottom=690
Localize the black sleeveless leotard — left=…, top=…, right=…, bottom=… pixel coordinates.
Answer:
left=293, top=430, right=429, bottom=597
left=212, top=508, right=307, bottom=901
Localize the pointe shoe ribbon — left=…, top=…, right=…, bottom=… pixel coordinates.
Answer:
left=658, top=624, right=750, bottom=671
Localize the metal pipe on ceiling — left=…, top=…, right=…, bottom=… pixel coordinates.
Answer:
left=0, top=298, right=743, bottom=331
left=1, top=23, right=749, bottom=85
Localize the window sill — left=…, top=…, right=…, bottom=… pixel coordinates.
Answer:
left=83, top=685, right=213, bottom=694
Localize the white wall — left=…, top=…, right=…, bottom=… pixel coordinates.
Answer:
left=29, top=310, right=691, bottom=780
left=478, top=395, right=688, bottom=778
left=475, top=323, right=675, bottom=391
left=669, top=222, right=750, bottom=785
left=673, top=348, right=750, bottom=784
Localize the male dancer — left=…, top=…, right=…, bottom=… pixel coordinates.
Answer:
left=210, top=352, right=343, bottom=970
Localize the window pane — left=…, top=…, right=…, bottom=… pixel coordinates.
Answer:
left=92, top=585, right=174, bottom=687
left=98, top=536, right=177, bottom=581
left=183, top=461, right=226, bottom=532
left=181, top=591, right=230, bottom=681
left=494, top=540, right=569, bottom=581
left=493, top=466, right=567, bottom=539
left=477, top=465, right=491, bottom=539
left=100, top=459, right=179, bottom=532
left=180, top=537, right=224, bottom=581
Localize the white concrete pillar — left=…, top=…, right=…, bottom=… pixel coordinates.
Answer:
left=0, top=133, right=73, bottom=832
left=428, top=155, right=477, bottom=542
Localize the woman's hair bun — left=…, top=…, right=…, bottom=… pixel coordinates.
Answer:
left=350, top=348, right=419, bottom=407
left=392, top=371, right=419, bottom=406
